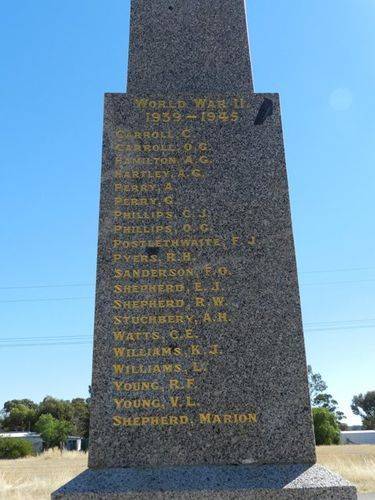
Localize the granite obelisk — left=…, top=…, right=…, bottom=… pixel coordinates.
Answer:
left=53, top=1, right=357, bottom=497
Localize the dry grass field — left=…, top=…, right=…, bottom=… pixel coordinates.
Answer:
left=0, top=450, right=87, bottom=500
left=317, top=444, right=375, bottom=494
left=0, top=445, right=374, bottom=499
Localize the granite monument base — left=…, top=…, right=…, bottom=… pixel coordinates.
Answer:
left=52, top=464, right=356, bottom=499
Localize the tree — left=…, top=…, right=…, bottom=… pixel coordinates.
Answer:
left=351, top=391, right=375, bottom=430
left=71, top=398, right=90, bottom=438
left=34, top=414, right=56, bottom=448
left=0, top=395, right=89, bottom=438
left=0, top=404, right=37, bottom=431
left=308, top=366, right=327, bottom=401
left=308, top=366, right=345, bottom=422
left=2, top=399, right=37, bottom=414
left=54, top=420, right=74, bottom=451
left=35, top=413, right=73, bottom=450
left=36, top=396, right=73, bottom=422
left=312, top=408, right=340, bottom=445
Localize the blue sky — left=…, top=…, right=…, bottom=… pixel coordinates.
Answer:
left=1, top=0, right=374, bottom=425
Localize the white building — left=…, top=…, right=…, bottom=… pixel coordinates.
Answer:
left=340, top=430, right=375, bottom=445
left=65, top=436, right=82, bottom=451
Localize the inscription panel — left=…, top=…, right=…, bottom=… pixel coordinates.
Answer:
left=88, top=93, right=315, bottom=468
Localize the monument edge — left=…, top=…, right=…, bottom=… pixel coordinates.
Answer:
left=51, top=464, right=357, bottom=499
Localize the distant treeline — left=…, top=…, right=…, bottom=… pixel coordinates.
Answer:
left=0, top=396, right=90, bottom=439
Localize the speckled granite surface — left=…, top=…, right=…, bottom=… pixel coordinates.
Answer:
left=127, top=0, right=253, bottom=94
left=87, top=92, right=316, bottom=469
left=52, top=464, right=356, bottom=499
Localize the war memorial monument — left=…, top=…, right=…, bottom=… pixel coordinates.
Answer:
left=53, top=0, right=357, bottom=497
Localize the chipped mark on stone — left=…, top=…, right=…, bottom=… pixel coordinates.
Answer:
left=145, top=247, right=160, bottom=257
left=254, top=98, right=273, bottom=125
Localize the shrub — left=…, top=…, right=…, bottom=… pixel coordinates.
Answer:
left=313, top=407, right=340, bottom=445
left=0, top=437, right=34, bottom=459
